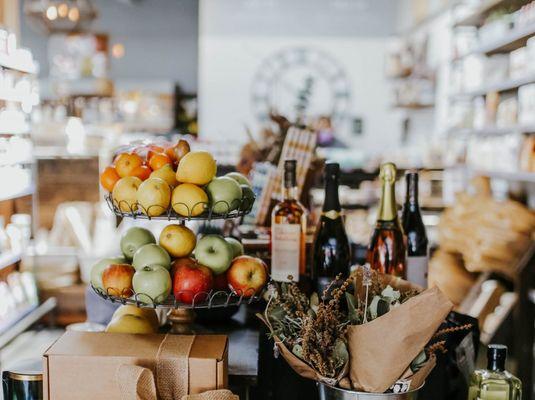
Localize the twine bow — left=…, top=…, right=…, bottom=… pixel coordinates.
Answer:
left=115, top=334, right=237, bottom=400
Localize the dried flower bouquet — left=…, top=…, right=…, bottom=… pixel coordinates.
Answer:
left=258, top=266, right=455, bottom=393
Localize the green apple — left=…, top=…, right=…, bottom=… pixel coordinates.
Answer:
left=225, top=237, right=244, bottom=259
left=120, top=227, right=156, bottom=260
left=132, top=264, right=171, bottom=305
left=240, top=184, right=255, bottom=211
left=90, top=257, right=126, bottom=290
left=132, top=243, right=171, bottom=271
left=226, top=172, right=251, bottom=187
left=194, top=234, right=234, bottom=275
left=206, top=177, right=242, bottom=214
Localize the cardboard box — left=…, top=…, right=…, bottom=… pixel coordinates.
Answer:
left=43, top=331, right=228, bottom=400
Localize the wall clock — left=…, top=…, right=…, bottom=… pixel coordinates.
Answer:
left=251, top=47, right=351, bottom=125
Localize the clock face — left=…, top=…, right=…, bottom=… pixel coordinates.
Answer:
left=251, top=47, right=351, bottom=125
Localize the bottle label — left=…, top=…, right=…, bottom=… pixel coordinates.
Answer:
left=406, top=256, right=428, bottom=288
left=271, top=223, right=301, bottom=282
left=322, top=210, right=342, bottom=220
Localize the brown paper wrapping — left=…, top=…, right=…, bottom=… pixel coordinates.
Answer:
left=259, top=276, right=451, bottom=393
left=347, top=286, right=452, bottom=393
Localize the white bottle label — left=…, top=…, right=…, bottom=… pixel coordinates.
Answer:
left=406, top=256, right=428, bottom=288
left=271, top=223, right=300, bottom=282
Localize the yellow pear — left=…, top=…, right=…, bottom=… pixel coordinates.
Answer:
left=105, top=314, right=156, bottom=334
left=176, top=151, right=217, bottom=185
left=150, top=164, right=178, bottom=188
left=112, top=176, right=142, bottom=212
left=111, top=305, right=159, bottom=330
left=159, top=224, right=196, bottom=258
left=171, top=183, right=209, bottom=217
left=136, top=177, right=171, bottom=217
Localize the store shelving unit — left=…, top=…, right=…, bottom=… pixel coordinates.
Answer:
left=447, top=2, right=535, bottom=398
left=0, top=36, right=56, bottom=351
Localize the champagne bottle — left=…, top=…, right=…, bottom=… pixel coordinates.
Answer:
left=468, top=345, right=522, bottom=400
left=312, top=163, right=350, bottom=296
left=401, top=171, right=428, bottom=287
left=271, top=160, right=307, bottom=282
left=367, top=162, right=406, bottom=277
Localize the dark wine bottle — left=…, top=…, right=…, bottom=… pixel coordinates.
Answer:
left=312, top=163, right=350, bottom=296
left=367, top=162, right=406, bottom=278
left=401, top=171, right=429, bottom=287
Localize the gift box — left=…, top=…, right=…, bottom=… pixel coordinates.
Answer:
left=43, top=331, right=228, bottom=400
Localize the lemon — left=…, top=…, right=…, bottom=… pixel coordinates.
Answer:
left=176, top=151, right=217, bottom=185
left=171, top=183, right=208, bottom=217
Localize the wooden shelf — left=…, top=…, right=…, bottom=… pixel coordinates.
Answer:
left=454, top=0, right=519, bottom=27
left=450, top=73, right=535, bottom=99
left=465, top=167, right=535, bottom=182
left=392, top=103, right=435, bottom=109
left=0, top=53, right=38, bottom=75
left=0, top=298, right=57, bottom=349
left=0, top=184, right=35, bottom=202
left=448, top=124, right=535, bottom=135
left=0, top=250, right=21, bottom=273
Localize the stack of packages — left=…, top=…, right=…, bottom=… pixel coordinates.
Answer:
left=430, top=184, right=535, bottom=303
left=259, top=267, right=457, bottom=394
left=43, top=332, right=236, bottom=400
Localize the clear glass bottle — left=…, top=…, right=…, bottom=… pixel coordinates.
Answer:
left=271, top=160, right=307, bottom=283
left=367, top=162, right=406, bottom=278
left=468, top=344, right=522, bottom=400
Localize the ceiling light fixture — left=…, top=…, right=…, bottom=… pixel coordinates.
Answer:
left=24, top=0, right=98, bottom=34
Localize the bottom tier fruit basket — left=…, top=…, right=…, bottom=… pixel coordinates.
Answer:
left=91, top=284, right=265, bottom=333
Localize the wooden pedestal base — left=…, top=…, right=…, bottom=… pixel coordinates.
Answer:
left=168, top=308, right=196, bottom=334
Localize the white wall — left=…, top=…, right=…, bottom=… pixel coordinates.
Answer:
left=198, top=0, right=405, bottom=154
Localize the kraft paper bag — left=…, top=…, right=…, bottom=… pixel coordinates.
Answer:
left=347, top=286, right=453, bottom=393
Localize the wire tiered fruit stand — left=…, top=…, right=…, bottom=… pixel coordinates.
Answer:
left=92, top=190, right=262, bottom=334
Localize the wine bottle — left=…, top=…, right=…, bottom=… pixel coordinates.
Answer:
left=468, top=344, right=522, bottom=400
left=367, top=162, right=406, bottom=278
left=312, top=162, right=350, bottom=296
left=401, top=171, right=428, bottom=288
left=271, top=160, right=307, bottom=282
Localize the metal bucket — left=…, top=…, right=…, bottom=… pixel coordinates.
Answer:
left=318, top=383, right=421, bottom=400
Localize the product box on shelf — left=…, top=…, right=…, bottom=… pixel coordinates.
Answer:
left=43, top=331, right=228, bottom=400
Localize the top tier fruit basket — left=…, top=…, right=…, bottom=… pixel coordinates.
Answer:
left=105, top=193, right=255, bottom=221
left=103, top=139, right=257, bottom=222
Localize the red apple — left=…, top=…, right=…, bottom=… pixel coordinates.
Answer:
left=213, top=273, right=229, bottom=292
left=102, top=263, right=135, bottom=298
left=173, top=258, right=213, bottom=304
left=226, top=256, right=268, bottom=298
left=171, top=257, right=196, bottom=278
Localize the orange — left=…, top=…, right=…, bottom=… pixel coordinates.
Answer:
left=130, top=164, right=152, bottom=180
left=147, top=145, right=165, bottom=161
left=165, top=146, right=177, bottom=163
left=100, top=166, right=121, bottom=192
left=149, top=153, right=172, bottom=171
left=115, top=153, right=144, bottom=178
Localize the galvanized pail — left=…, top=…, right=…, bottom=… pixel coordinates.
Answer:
left=318, top=383, right=421, bottom=400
